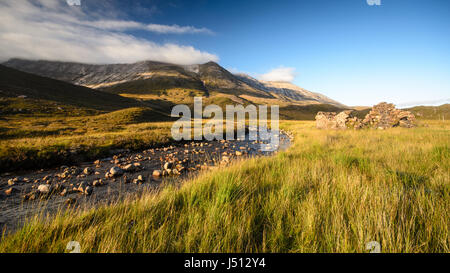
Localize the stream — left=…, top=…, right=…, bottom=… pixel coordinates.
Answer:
left=0, top=130, right=292, bottom=234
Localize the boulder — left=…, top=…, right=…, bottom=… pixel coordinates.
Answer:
left=83, top=167, right=92, bottom=175
left=38, top=184, right=51, bottom=193
left=163, top=162, right=173, bottom=170
left=84, top=186, right=93, bottom=196
left=152, top=170, right=161, bottom=177
left=122, top=164, right=135, bottom=172
left=92, top=179, right=104, bottom=187
left=109, top=166, right=124, bottom=177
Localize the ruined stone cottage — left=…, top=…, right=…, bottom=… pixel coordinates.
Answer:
left=315, top=102, right=416, bottom=129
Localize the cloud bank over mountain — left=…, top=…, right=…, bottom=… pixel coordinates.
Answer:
left=89, top=20, right=214, bottom=35
left=0, top=0, right=218, bottom=65
left=259, top=67, right=297, bottom=82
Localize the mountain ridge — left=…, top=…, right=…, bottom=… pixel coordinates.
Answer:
left=3, top=58, right=346, bottom=108
left=0, top=64, right=170, bottom=120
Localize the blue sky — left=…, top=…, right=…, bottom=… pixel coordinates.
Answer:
left=1, top=0, right=449, bottom=106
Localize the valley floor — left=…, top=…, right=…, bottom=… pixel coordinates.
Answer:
left=0, top=120, right=449, bottom=253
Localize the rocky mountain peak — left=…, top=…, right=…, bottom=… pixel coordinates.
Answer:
left=2, top=58, right=345, bottom=107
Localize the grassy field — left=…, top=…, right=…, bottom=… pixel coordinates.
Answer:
left=0, top=108, right=173, bottom=173
left=1, top=120, right=448, bottom=253
left=406, top=104, right=450, bottom=120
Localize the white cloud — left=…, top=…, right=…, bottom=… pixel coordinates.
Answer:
left=145, top=24, right=214, bottom=35
left=0, top=0, right=218, bottom=65
left=88, top=20, right=214, bottom=35
left=259, top=67, right=297, bottom=82
left=396, top=98, right=450, bottom=108
left=226, top=67, right=244, bottom=74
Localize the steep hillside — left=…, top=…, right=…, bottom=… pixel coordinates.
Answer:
left=405, top=104, right=450, bottom=120
left=197, top=62, right=273, bottom=98
left=3, top=59, right=208, bottom=97
left=279, top=104, right=346, bottom=120
left=0, top=65, right=167, bottom=118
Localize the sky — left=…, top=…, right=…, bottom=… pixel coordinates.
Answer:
left=0, top=0, right=449, bottom=106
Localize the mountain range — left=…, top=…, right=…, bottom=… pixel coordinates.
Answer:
left=3, top=58, right=345, bottom=108
left=1, top=58, right=447, bottom=122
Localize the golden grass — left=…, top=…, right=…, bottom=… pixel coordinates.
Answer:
left=0, top=108, right=173, bottom=172
left=0, top=120, right=448, bottom=253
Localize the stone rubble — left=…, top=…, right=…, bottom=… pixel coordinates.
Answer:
left=315, top=102, right=416, bottom=130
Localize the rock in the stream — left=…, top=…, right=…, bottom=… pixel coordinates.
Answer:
left=38, top=184, right=51, bottom=194
left=163, top=162, right=173, bottom=170
left=5, top=187, right=18, bottom=196
left=109, top=166, right=124, bottom=177
left=76, top=182, right=93, bottom=195
left=123, top=163, right=142, bottom=172
left=83, top=167, right=93, bottom=175
left=123, top=164, right=134, bottom=172
left=60, top=188, right=68, bottom=196
left=23, top=191, right=37, bottom=201
left=84, top=186, right=93, bottom=196
left=43, top=175, right=52, bottom=181
left=152, top=170, right=162, bottom=177
left=92, top=179, right=104, bottom=187
left=8, top=177, right=22, bottom=185
left=77, top=182, right=86, bottom=193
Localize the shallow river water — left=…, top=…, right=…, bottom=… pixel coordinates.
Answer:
left=0, top=130, right=292, bottom=233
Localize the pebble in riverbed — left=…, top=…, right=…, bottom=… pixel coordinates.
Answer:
left=5, top=187, right=18, bottom=196
left=152, top=170, right=161, bottom=177
left=2, top=133, right=290, bottom=209
left=108, top=166, right=123, bottom=177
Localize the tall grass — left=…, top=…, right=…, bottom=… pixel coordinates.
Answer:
left=0, top=120, right=448, bottom=253
left=0, top=109, right=174, bottom=172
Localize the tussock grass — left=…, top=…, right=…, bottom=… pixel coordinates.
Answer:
left=1, top=121, right=449, bottom=253
left=0, top=109, right=173, bottom=172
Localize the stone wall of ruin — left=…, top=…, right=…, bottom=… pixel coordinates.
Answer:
left=315, top=102, right=416, bottom=130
